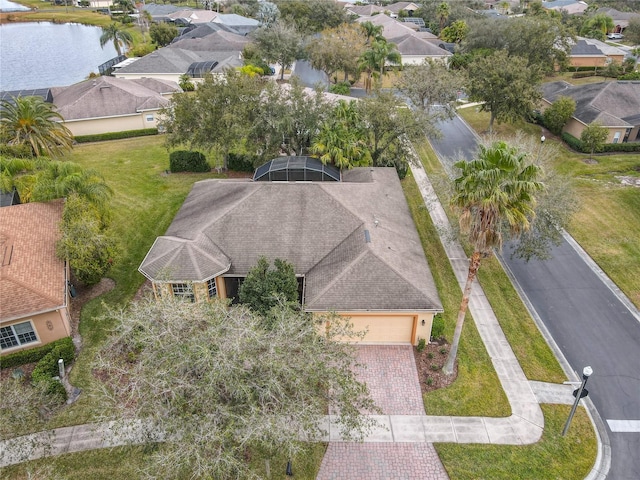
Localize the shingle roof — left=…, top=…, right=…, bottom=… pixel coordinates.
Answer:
left=168, top=9, right=219, bottom=23
left=385, top=2, right=419, bottom=13
left=170, top=30, right=250, bottom=51
left=390, top=34, right=451, bottom=56
left=0, top=200, right=66, bottom=322
left=115, top=47, right=242, bottom=75
left=570, top=39, right=604, bottom=56
left=50, top=76, right=180, bottom=120
left=346, top=5, right=386, bottom=16
left=139, top=168, right=442, bottom=312
left=541, top=81, right=640, bottom=127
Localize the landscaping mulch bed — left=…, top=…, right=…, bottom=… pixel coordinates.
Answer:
left=413, top=338, right=457, bottom=394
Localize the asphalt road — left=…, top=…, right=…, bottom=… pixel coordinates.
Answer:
left=291, top=60, right=328, bottom=89
left=432, top=114, right=640, bottom=480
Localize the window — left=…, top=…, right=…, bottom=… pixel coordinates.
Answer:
left=207, top=278, right=217, bottom=299
left=172, top=283, right=194, bottom=302
left=1, top=321, right=38, bottom=350
left=145, top=114, right=154, bottom=122
left=613, top=132, right=621, bottom=144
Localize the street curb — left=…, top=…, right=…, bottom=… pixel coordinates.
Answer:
left=497, top=254, right=611, bottom=480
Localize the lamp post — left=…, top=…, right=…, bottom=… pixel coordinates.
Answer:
left=562, top=366, right=593, bottom=436
left=537, top=135, right=546, bottom=164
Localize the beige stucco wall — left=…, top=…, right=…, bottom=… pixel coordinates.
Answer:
left=153, top=277, right=223, bottom=302
left=570, top=56, right=608, bottom=68
left=401, top=55, right=449, bottom=66
left=65, top=111, right=161, bottom=137
left=0, top=309, right=71, bottom=356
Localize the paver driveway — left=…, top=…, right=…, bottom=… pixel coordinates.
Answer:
left=317, top=345, right=449, bottom=479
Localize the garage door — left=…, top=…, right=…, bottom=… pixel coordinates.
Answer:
left=348, top=315, right=415, bottom=344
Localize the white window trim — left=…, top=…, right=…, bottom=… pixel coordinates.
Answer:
left=172, top=283, right=195, bottom=302
left=0, top=320, right=40, bottom=352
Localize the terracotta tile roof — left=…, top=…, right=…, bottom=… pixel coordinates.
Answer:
left=0, top=200, right=66, bottom=322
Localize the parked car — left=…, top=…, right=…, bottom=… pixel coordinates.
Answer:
left=607, top=33, right=624, bottom=40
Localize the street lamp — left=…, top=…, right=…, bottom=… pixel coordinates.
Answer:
left=536, top=135, right=546, bottom=164
left=562, top=366, right=593, bottom=436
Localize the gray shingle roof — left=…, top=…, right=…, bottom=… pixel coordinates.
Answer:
left=541, top=80, right=640, bottom=127
left=390, top=34, right=451, bottom=56
left=115, top=47, right=242, bottom=75
left=139, top=168, right=442, bottom=312
left=571, top=39, right=604, bottom=56
left=50, top=76, right=180, bottom=120
left=170, top=30, right=250, bottom=51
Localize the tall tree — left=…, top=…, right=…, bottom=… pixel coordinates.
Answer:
left=467, top=50, right=542, bottom=132
left=443, top=141, right=545, bottom=375
left=580, top=13, right=614, bottom=40
left=307, top=23, right=367, bottom=84
left=441, top=19, right=468, bottom=44
left=358, top=39, right=401, bottom=92
left=360, top=20, right=384, bottom=44
left=0, top=96, right=73, bottom=158
left=239, top=257, right=299, bottom=315
left=437, top=2, right=451, bottom=33
left=580, top=122, right=609, bottom=160
left=396, top=59, right=467, bottom=121
left=149, top=22, right=178, bottom=47
left=256, top=1, right=280, bottom=27
left=251, top=22, right=306, bottom=81
left=311, top=100, right=371, bottom=169
left=160, top=70, right=264, bottom=169
left=543, top=96, right=576, bottom=135
left=99, top=23, right=134, bottom=57
left=624, top=17, right=640, bottom=46
left=275, top=0, right=347, bottom=33
left=95, top=298, right=377, bottom=478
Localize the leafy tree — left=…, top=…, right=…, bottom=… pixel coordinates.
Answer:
left=95, top=298, right=377, bottom=478
left=580, top=13, right=614, bottom=39
left=251, top=22, right=306, bottom=81
left=275, top=0, right=347, bottom=33
left=0, top=96, right=73, bottom=158
left=149, top=22, right=178, bottom=47
left=99, top=23, right=134, bottom=57
left=467, top=50, right=542, bottom=132
left=256, top=1, right=280, bottom=27
left=160, top=70, right=264, bottom=169
left=443, top=141, right=544, bottom=374
left=178, top=74, right=195, bottom=91
left=624, top=17, right=640, bottom=46
left=581, top=122, right=608, bottom=160
left=360, top=20, right=384, bottom=45
left=251, top=78, right=331, bottom=157
left=239, top=257, right=299, bottom=315
left=307, top=23, right=368, bottom=84
left=0, top=156, right=36, bottom=195
left=311, top=100, right=371, bottom=169
left=437, top=2, right=451, bottom=33
left=441, top=19, right=468, bottom=44
left=543, top=96, right=576, bottom=135
left=396, top=59, right=467, bottom=121
left=358, top=39, right=401, bottom=93
left=56, top=193, right=117, bottom=285
left=622, top=56, right=637, bottom=74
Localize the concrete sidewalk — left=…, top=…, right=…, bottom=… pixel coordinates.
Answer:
left=0, top=162, right=583, bottom=471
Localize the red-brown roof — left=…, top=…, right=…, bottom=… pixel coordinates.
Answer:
left=0, top=200, right=66, bottom=322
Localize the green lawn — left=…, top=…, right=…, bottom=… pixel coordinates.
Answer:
left=457, top=108, right=640, bottom=308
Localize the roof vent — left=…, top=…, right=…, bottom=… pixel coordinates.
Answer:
left=364, top=230, right=371, bottom=243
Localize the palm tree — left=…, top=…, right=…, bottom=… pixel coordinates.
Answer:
left=360, top=21, right=384, bottom=45
left=100, top=23, right=134, bottom=57
left=358, top=40, right=401, bottom=93
left=0, top=96, right=73, bottom=158
left=437, top=2, right=451, bottom=34
left=442, top=141, right=544, bottom=375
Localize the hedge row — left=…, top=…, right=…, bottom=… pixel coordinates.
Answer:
left=30, top=338, right=75, bottom=400
left=561, top=132, right=640, bottom=153
left=0, top=337, right=73, bottom=370
left=227, top=152, right=257, bottom=172
left=169, top=150, right=210, bottom=172
left=74, top=128, right=158, bottom=144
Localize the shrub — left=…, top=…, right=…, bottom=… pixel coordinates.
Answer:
left=417, top=337, right=427, bottom=352
left=74, top=128, right=158, bottom=143
left=426, top=377, right=433, bottom=386
left=430, top=364, right=440, bottom=371
left=0, top=337, right=73, bottom=370
left=603, top=142, right=640, bottom=153
left=329, top=82, right=351, bottom=95
left=227, top=152, right=257, bottom=172
left=562, top=132, right=586, bottom=153
left=29, top=337, right=75, bottom=401
left=431, top=313, right=444, bottom=339
left=169, top=150, right=210, bottom=173
left=572, top=71, right=597, bottom=79
left=0, top=143, right=33, bottom=158
left=619, top=72, right=640, bottom=80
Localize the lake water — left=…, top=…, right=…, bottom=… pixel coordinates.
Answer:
left=0, top=22, right=119, bottom=91
left=0, top=0, right=30, bottom=12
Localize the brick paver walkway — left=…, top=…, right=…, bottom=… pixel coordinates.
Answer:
left=353, top=345, right=425, bottom=415
left=317, top=443, right=449, bottom=480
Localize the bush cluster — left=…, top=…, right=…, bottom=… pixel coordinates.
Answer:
left=329, top=82, right=351, bottom=95
left=562, top=132, right=586, bottom=152
left=30, top=337, right=75, bottom=400
left=0, top=337, right=73, bottom=370
left=561, top=133, right=640, bottom=153
left=74, top=128, right=158, bottom=144
left=169, top=150, right=210, bottom=173
left=227, top=152, right=257, bottom=172
left=431, top=313, right=444, bottom=339
left=0, top=143, right=33, bottom=158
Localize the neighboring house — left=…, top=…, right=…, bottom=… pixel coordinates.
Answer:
left=568, top=37, right=627, bottom=68
left=140, top=2, right=186, bottom=22
left=139, top=164, right=443, bottom=345
left=541, top=81, right=640, bottom=144
left=355, top=15, right=449, bottom=64
left=596, top=7, right=640, bottom=34
left=212, top=14, right=260, bottom=35
left=86, top=0, right=113, bottom=8
left=345, top=4, right=387, bottom=17
left=167, top=9, right=219, bottom=25
left=385, top=2, right=420, bottom=17
left=114, top=30, right=250, bottom=84
left=542, top=0, right=588, bottom=15
left=0, top=200, right=72, bottom=355
left=50, top=76, right=181, bottom=136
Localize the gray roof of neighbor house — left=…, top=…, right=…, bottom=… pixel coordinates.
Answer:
left=170, top=29, right=250, bottom=51
left=346, top=4, right=386, bottom=16
left=596, top=7, right=640, bottom=27
left=570, top=39, right=605, bottom=56
left=385, top=2, right=420, bottom=13
left=139, top=168, right=442, bottom=312
left=172, top=22, right=239, bottom=42
left=50, top=76, right=180, bottom=120
left=114, top=46, right=242, bottom=75
left=390, top=34, right=451, bottom=56
left=541, top=81, right=640, bottom=127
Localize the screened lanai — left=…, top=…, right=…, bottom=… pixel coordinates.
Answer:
left=253, top=156, right=341, bottom=182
